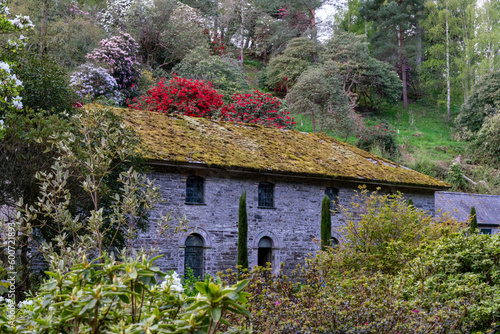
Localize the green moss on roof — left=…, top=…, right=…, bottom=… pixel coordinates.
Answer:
left=117, top=108, right=449, bottom=188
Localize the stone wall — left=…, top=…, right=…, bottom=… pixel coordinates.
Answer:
left=137, top=165, right=437, bottom=277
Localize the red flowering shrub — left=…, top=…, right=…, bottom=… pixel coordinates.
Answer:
left=356, top=122, right=399, bottom=156
left=203, top=28, right=226, bottom=55
left=222, top=90, right=296, bottom=129
left=128, top=76, right=224, bottom=118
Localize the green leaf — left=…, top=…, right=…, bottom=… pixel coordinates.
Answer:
left=195, top=282, right=208, bottom=295
left=210, top=307, right=221, bottom=322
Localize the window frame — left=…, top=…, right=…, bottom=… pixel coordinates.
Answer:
left=258, top=182, right=275, bottom=208
left=325, top=187, right=339, bottom=212
left=185, top=176, right=205, bottom=205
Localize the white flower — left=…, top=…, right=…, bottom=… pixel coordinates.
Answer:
left=18, top=299, right=34, bottom=308
left=12, top=96, right=23, bottom=110
left=0, top=61, right=11, bottom=73
left=160, top=271, right=184, bottom=294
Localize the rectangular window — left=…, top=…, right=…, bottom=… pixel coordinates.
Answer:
left=186, top=176, right=204, bottom=204
left=480, top=229, right=492, bottom=235
left=258, top=182, right=274, bottom=208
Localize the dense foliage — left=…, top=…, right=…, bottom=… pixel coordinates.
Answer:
left=70, top=63, right=123, bottom=104
left=222, top=90, right=295, bottom=129
left=87, top=32, right=141, bottom=97
left=172, top=47, right=249, bottom=102
left=129, top=76, right=224, bottom=118
left=14, top=55, right=77, bottom=112
left=0, top=252, right=251, bottom=333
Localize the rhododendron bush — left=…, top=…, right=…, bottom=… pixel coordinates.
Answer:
left=128, top=75, right=224, bottom=118
left=222, top=90, right=295, bottom=129
left=87, top=32, right=140, bottom=95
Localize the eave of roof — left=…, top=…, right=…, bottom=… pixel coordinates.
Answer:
left=116, top=108, right=450, bottom=189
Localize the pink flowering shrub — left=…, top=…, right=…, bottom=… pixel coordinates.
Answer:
left=87, top=32, right=140, bottom=97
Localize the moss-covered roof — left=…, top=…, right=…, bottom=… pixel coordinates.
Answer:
left=117, top=108, right=449, bottom=189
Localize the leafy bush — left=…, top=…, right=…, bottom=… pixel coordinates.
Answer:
left=266, top=37, right=323, bottom=94
left=356, top=122, right=399, bottom=157
left=70, top=63, right=123, bottom=104
left=0, top=252, right=251, bottom=333
left=221, top=264, right=475, bottom=333
left=455, top=70, right=500, bottom=137
left=222, top=90, right=295, bottom=129
left=287, top=61, right=356, bottom=135
left=335, top=187, right=463, bottom=274
left=87, top=32, right=140, bottom=97
left=172, top=47, right=249, bottom=103
left=446, top=162, right=468, bottom=190
left=470, top=112, right=500, bottom=166
left=13, top=55, right=77, bottom=113
left=401, top=232, right=500, bottom=331
left=129, top=76, right=224, bottom=118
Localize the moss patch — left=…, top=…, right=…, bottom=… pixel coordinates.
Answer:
left=115, top=108, right=449, bottom=188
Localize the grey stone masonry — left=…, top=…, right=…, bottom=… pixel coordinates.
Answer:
left=137, top=165, right=437, bottom=277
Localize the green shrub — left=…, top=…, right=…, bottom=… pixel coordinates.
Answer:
left=172, top=47, right=249, bottom=103
left=335, top=187, right=463, bottom=274
left=401, top=232, right=500, bottom=331
left=446, top=162, right=467, bottom=190
left=356, top=122, right=399, bottom=158
left=0, top=252, right=251, bottom=333
left=14, top=55, right=77, bottom=113
left=470, top=112, right=500, bottom=166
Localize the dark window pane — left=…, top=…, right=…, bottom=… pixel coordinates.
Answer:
left=480, top=229, right=492, bottom=235
left=258, top=183, right=274, bottom=207
left=186, top=177, right=204, bottom=204
left=185, top=234, right=204, bottom=278
left=258, top=237, right=273, bottom=267
left=258, top=237, right=273, bottom=248
left=325, top=187, right=339, bottom=211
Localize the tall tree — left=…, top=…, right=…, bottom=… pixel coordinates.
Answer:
left=475, top=0, right=500, bottom=76
left=320, top=195, right=332, bottom=251
left=237, top=191, right=248, bottom=268
left=469, top=206, right=478, bottom=233
left=361, top=0, right=426, bottom=109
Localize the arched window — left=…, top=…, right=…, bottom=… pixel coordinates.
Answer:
left=331, top=237, right=339, bottom=248
left=257, top=237, right=273, bottom=267
left=184, top=234, right=204, bottom=278
left=186, top=176, right=204, bottom=204
left=258, top=183, right=274, bottom=208
left=325, top=187, right=339, bottom=212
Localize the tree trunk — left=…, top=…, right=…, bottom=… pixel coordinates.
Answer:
left=310, top=111, right=316, bottom=133
left=40, top=0, right=48, bottom=56
left=446, top=2, right=451, bottom=123
left=240, top=0, right=244, bottom=67
left=311, top=7, right=317, bottom=41
left=399, top=25, right=408, bottom=109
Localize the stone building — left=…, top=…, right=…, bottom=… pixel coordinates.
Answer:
left=121, top=109, right=449, bottom=277
left=435, top=191, right=500, bottom=235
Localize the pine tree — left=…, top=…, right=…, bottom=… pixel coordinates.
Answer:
left=469, top=206, right=478, bottom=233
left=238, top=191, right=248, bottom=268
left=321, top=195, right=332, bottom=251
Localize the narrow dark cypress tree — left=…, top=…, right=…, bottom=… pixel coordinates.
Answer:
left=321, top=195, right=332, bottom=251
left=237, top=191, right=248, bottom=268
left=469, top=206, right=478, bottom=234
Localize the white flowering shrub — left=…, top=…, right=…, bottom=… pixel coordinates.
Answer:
left=70, top=63, right=123, bottom=104
left=0, top=0, right=34, bottom=124
left=100, top=0, right=153, bottom=32
left=0, top=253, right=251, bottom=333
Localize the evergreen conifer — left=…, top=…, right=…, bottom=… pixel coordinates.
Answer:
left=469, top=206, right=478, bottom=233
left=321, top=195, right=332, bottom=251
left=238, top=191, right=248, bottom=268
